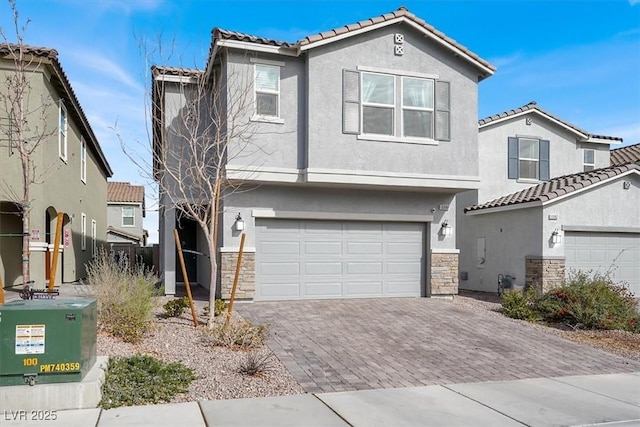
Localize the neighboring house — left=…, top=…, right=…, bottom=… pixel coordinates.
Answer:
left=457, top=102, right=640, bottom=296
left=611, top=142, right=640, bottom=166
left=153, top=7, right=495, bottom=299
left=0, top=44, right=113, bottom=288
left=107, top=182, right=146, bottom=246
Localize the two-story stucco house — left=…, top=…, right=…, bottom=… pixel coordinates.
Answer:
left=153, top=7, right=495, bottom=299
left=457, top=102, right=640, bottom=296
left=0, top=44, right=113, bottom=288
left=107, top=182, right=146, bottom=247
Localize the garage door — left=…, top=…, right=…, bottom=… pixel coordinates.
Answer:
left=565, top=232, right=640, bottom=296
left=255, top=219, right=425, bottom=301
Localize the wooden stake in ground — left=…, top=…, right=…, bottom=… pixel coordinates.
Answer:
left=174, top=229, right=199, bottom=328
left=47, top=212, right=64, bottom=291
left=225, top=233, right=246, bottom=329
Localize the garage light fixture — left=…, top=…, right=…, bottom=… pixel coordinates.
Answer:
left=440, top=220, right=452, bottom=237
left=235, top=213, right=245, bottom=231
left=551, top=228, right=561, bottom=244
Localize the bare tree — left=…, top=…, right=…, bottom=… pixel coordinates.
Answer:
left=0, top=0, right=56, bottom=287
left=122, top=53, right=260, bottom=327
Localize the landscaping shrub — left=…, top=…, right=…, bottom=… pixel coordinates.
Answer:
left=86, top=248, right=161, bottom=343
left=100, top=355, right=196, bottom=409
left=163, top=297, right=190, bottom=317
left=238, top=349, right=275, bottom=377
left=203, top=299, right=229, bottom=317
left=535, top=271, right=640, bottom=332
left=201, top=317, right=268, bottom=349
left=500, top=286, right=538, bottom=322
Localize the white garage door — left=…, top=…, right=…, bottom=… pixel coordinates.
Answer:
left=255, top=219, right=425, bottom=301
left=565, top=232, right=640, bottom=296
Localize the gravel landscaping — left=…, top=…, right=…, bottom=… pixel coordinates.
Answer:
left=97, top=297, right=304, bottom=403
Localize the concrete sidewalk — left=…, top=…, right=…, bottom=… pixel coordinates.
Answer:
left=2, top=372, right=639, bottom=427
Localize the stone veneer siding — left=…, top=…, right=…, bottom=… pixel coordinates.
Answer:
left=221, top=252, right=255, bottom=300
left=430, top=252, right=459, bottom=295
left=525, top=257, right=565, bottom=294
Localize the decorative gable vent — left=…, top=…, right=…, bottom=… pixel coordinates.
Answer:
left=394, top=33, right=404, bottom=44
left=394, top=45, right=404, bottom=56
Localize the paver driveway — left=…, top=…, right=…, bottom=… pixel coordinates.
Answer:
left=238, top=298, right=640, bottom=393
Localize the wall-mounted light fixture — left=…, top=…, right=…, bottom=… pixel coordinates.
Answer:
left=440, top=220, right=452, bottom=237
left=551, top=228, right=561, bottom=244
left=234, top=213, right=245, bottom=231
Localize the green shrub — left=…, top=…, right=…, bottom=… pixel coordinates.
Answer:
left=202, top=318, right=267, bottom=349
left=85, top=248, right=161, bottom=343
left=535, top=271, right=640, bottom=332
left=100, top=355, right=196, bottom=409
left=203, top=299, right=229, bottom=317
left=501, top=286, right=538, bottom=321
left=163, top=297, right=190, bottom=317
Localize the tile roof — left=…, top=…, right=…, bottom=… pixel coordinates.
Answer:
left=478, top=101, right=623, bottom=142
left=0, top=43, right=113, bottom=176
left=211, top=7, right=495, bottom=74
left=610, top=142, right=640, bottom=166
left=107, top=182, right=145, bottom=203
left=465, top=163, right=640, bottom=213
left=151, top=65, right=204, bottom=78
left=107, top=226, right=143, bottom=242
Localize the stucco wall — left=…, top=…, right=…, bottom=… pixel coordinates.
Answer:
left=107, top=203, right=144, bottom=241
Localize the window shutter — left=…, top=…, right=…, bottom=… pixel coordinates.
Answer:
left=508, top=137, right=518, bottom=179
left=539, top=139, right=550, bottom=181
left=343, top=70, right=360, bottom=134
left=435, top=80, right=450, bottom=141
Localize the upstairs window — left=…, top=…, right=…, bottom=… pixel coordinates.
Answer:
left=255, top=64, right=279, bottom=118
left=122, top=206, right=135, bottom=226
left=59, top=102, right=68, bottom=161
left=80, top=138, right=87, bottom=183
left=508, top=136, right=550, bottom=181
left=343, top=69, right=450, bottom=142
left=583, top=149, right=595, bottom=172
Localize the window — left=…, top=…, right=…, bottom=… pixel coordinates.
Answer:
left=255, top=64, right=279, bottom=118
left=59, top=102, right=67, bottom=161
left=81, top=213, right=86, bottom=250
left=80, top=138, right=86, bottom=183
left=122, top=206, right=134, bottom=227
left=508, top=137, right=549, bottom=181
left=343, top=69, right=450, bottom=142
left=583, top=149, right=595, bottom=172
left=91, top=220, right=97, bottom=256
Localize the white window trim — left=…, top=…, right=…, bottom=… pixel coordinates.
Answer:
left=518, top=137, right=540, bottom=180
left=401, top=76, right=434, bottom=139
left=81, top=213, right=86, bottom=251
left=253, top=64, right=281, bottom=121
left=59, top=101, right=68, bottom=162
left=122, top=206, right=135, bottom=227
left=361, top=71, right=396, bottom=137
left=583, top=149, right=595, bottom=172
left=80, top=138, right=87, bottom=183
left=91, top=219, right=97, bottom=256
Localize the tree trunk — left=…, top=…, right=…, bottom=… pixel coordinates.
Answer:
left=21, top=203, right=30, bottom=286
left=207, top=239, right=218, bottom=328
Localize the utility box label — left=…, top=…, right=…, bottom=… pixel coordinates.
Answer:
left=15, top=324, right=46, bottom=355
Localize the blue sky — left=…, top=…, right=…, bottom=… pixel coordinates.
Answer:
left=1, top=0, right=639, bottom=244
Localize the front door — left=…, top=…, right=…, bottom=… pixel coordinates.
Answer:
left=176, top=218, right=198, bottom=283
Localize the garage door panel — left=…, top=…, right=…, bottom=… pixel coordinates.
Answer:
left=388, top=242, right=423, bottom=255
left=305, top=262, right=342, bottom=275
left=305, top=241, right=342, bottom=255
left=347, top=262, right=383, bottom=274
left=261, top=262, right=300, bottom=276
left=565, top=232, right=640, bottom=297
left=256, top=219, right=424, bottom=300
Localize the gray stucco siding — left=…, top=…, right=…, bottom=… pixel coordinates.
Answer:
left=306, top=23, right=480, bottom=178
left=225, top=51, right=304, bottom=171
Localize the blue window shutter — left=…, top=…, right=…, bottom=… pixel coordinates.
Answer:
left=343, top=70, right=360, bottom=134
left=508, top=137, right=518, bottom=179
left=539, top=139, right=550, bottom=181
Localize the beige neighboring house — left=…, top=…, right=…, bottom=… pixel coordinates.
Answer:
left=107, top=182, right=146, bottom=247
left=0, top=44, right=113, bottom=288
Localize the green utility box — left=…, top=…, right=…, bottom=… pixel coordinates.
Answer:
left=0, top=299, right=97, bottom=386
